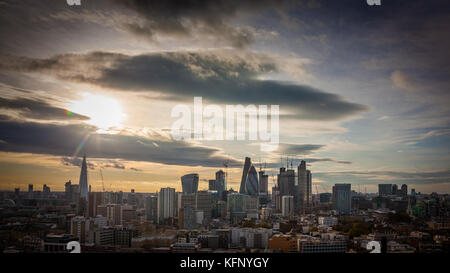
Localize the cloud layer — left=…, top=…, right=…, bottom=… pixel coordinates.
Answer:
left=0, top=51, right=369, bottom=121
left=0, top=119, right=237, bottom=168
left=0, top=96, right=89, bottom=121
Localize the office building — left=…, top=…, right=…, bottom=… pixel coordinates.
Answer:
left=297, top=160, right=312, bottom=210
left=282, top=195, right=294, bottom=217
left=278, top=168, right=296, bottom=205
left=379, top=184, right=393, bottom=196
left=88, top=192, right=104, bottom=217
left=318, top=216, right=338, bottom=226
left=227, top=192, right=247, bottom=218
left=392, top=184, right=398, bottom=195
left=298, top=239, right=347, bottom=253
left=196, top=190, right=213, bottom=223
left=401, top=184, right=408, bottom=197
left=97, top=204, right=123, bottom=225
left=258, top=170, right=269, bottom=194
left=239, top=157, right=252, bottom=194
left=43, top=234, right=78, bottom=253
left=272, top=186, right=281, bottom=211
left=245, top=166, right=259, bottom=196
left=332, top=184, right=352, bottom=214
left=158, top=187, right=176, bottom=224
left=181, top=174, right=199, bottom=194
left=71, top=215, right=107, bottom=244
left=145, top=195, right=158, bottom=223
left=216, top=170, right=226, bottom=191
left=320, top=193, right=332, bottom=203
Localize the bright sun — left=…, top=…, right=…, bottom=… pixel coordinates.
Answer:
left=69, top=93, right=125, bottom=130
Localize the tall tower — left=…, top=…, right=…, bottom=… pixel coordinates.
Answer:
left=181, top=173, right=199, bottom=194
left=79, top=155, right=89, bottom=200
left=297, top=160, right=307, bottom=209
left=332, top=184, right=351, bottom=214
left=239, top=157, right=251, bottom=194
left=78, top=155, right=89, bottom=215
left=245, top=165, right=259, bottom=196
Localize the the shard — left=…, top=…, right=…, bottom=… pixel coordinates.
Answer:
left=79, top=155, right=89, bottom=202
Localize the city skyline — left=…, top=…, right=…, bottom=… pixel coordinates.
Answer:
left=5, top=154, right=427, bottom=198
left=1, top=0, right=450, bottom=195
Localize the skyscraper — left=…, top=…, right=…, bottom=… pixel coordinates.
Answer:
left=79, top=155, right=89, bottom=201
left=196, top=190, right=213, bottom=224
left=88, top=192, right=104, bottom=217
left=401, top=184, right=408, bottom=197
left=78, top=155, right=89, bottom=216
left=278, top=168, right=296, bottom=202
left=332, top=184, right=351, bottom=214
left=392, top=184, right=398, bottom=195
left=181, top=173, right=199, bottom=194
left=158, top=187, right=176, bottom=224
left=145, top=195, right=158, bottom=223
left=239, top=157, right=251, bottom=194
left=297, top=160, right=311, bottom=209
left=245, top=165, right=259, bottom=196
left=258, top=170, right=269, bottom=194
left=306, top=170, right=312, bottom=208
left=216, top=170, right=226, bottom=189
left=215, top=170, right=226, bottom=198
left=378, top=184, right=392, bottom=196
left=281, top=196, right=294, bottom=217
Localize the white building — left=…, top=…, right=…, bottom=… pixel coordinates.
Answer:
left=230, top=228, right=272, bottom=249
left=157, top=187, right=176, bottom=224
left=282, top=195, right=294, bottom=217
left=318, top=216, right=338, bottom=226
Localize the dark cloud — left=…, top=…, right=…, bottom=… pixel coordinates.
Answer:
left=112, top=0, right=282, bottom=48
left=0, top=0, right=283, bottom=53
left=263, top=157, right=351, bottom=169
left=0, top=96, right=89, bottom=121
left=315, top=170, right=450, bottom=186
left=102, top=161, right=126, bottom=170
left=0, top=119, right=237, bottom=168
left=61, top=156, right=95, bottom=169
left=61, top=156, right=142, bottom=171
left=275, top=143, right=324, bottom=155
left=0, top=51, right=369, bottom=121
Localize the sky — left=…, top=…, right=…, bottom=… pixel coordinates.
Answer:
left=0, top=0, right=449, bottom=194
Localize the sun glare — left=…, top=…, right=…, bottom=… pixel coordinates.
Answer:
left=69, top=93, right=125, bottom=130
